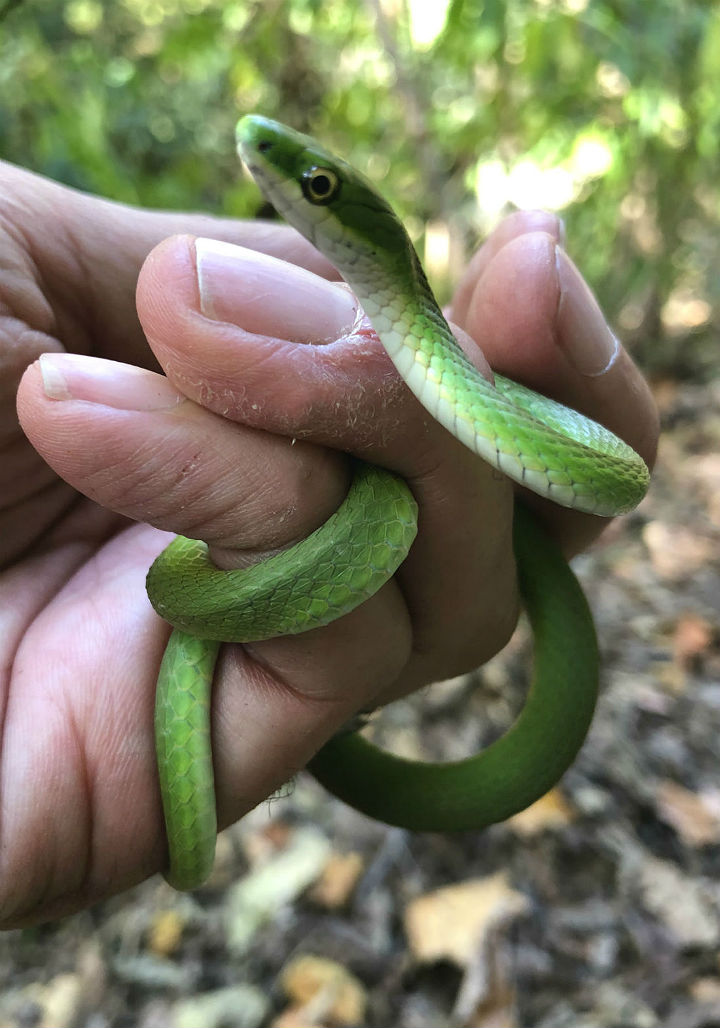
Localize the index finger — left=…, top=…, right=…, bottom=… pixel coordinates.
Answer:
left=452, top=224, right=659, bottom=553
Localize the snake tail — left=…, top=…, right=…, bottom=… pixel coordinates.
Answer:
left=155, top=629, right=219, bottom=890
left=309, top=503, right=598, bottom=828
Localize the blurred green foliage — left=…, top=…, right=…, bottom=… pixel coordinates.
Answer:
left=1, top=0, right=717, bottom=377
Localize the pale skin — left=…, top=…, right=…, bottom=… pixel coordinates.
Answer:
left=1, top=160, right=658, bottom=927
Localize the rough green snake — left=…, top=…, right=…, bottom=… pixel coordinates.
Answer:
left=146, top=115, right=650, bottom=890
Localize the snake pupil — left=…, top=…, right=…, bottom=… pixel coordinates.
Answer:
left=302, top=166, right=340, bottom=205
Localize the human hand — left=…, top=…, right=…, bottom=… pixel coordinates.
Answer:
left=3, top=160, right=657, bottom=925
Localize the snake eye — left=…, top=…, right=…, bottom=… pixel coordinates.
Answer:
left=301, top=166, right=340, bottom=205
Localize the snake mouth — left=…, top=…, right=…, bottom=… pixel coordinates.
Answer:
left=240, top=159, right=261, bottom=177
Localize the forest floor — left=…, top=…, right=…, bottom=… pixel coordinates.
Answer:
left=2, top=373, right=719, bottom=1028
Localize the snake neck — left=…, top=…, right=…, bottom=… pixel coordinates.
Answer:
left=348, top=231, right=459, bottom=372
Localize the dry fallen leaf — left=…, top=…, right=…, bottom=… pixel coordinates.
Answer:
left=174, top=984, right=268, bottom=1028
left=242, top=817, right=295, bottom=866
left=279, top=954, right=367, bottom=1027
left=507, top=788, right=574, bottom=836
left=404, top=872, right=529, bottom=967
left=655, top=780, right=720, bottom=847
left=455, top=926, right=520, bottom=1028
left=272, top=1004, right=316, bottom=1028
left=310, top=851, right=364, bottom=909
left=642, top=520, right=714, bottom=580
left=673, top=612, right=715, bottom=669
left=148, top=909, right=184, bottom=957
left=17, top=975, right=84, bottom=1028
left=690, top=977, right=720, bottom=1004
left=226, top=827, right=331, bottom=956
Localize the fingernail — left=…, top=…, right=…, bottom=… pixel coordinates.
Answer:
left=39, top=353, right=184, bottom=410
left=195, top=237, right=357, bottom=343
left=555, top=247, right=619, bottom=376
left=519, top=210, right=566, bottom=246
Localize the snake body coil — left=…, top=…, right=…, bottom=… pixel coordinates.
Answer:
left=146, top=116, right=649, bottom=890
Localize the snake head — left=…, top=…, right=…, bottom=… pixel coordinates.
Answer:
left=236, top=114, right=413, bottom=264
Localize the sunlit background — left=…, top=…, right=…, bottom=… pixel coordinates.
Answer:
left=2, top=0, right=717, bottom=380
